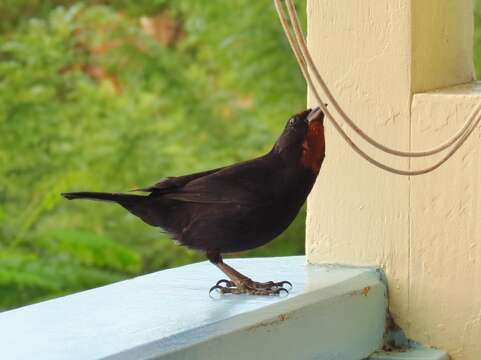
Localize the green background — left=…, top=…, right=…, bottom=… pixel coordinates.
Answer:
left=0, top=0, right=480, bottom=310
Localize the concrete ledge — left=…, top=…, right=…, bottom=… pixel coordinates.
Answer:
left=369, top=347, right=449, bottom=360
left=0, top=256, right=387, bottom=360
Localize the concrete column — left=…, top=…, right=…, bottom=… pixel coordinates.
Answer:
left=306, top=1, right=480, bottom=358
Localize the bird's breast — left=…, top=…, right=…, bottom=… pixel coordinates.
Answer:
left=301, top=119, right=325, bottom=173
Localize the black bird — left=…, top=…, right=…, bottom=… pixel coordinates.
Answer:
left=62, top=107, right=325, bottom=295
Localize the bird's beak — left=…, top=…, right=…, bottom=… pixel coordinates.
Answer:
left=307, top=105, right=326, bottom=123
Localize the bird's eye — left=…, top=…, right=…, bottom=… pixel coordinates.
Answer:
left=289, top=118, right=296, bottom=126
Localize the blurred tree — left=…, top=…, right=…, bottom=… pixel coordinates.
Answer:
left=0, top=0, right=307, bottom=309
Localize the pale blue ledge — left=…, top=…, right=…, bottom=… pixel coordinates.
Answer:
left=0, top=256, right=389, bottom=360
left=369, top=347, right=449, bottom=360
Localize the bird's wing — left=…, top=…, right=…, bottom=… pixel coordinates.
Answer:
left=131, top=167, right=225, bottom=193
left=161, top=155, right=280, bottom=205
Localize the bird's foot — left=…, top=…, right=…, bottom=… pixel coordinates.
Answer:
left=209, top=278, right=292, bottom=296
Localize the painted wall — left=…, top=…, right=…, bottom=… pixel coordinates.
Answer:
left=306, top=1, right=480, bottom=359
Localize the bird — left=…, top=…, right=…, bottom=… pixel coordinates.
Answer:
left=62, top=107, right=325, bottom=296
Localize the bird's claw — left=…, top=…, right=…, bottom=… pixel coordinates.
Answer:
left=209, top=279, right=292, bottom=297
left=277, top=280, right=292, bottom=290
left=209, top=284, right=225, bottom=297
left=275, top=287, right=289, bottom=296
left=257, top=280, right=292, bottom=289
left=215, top=279, right=235, bottom=287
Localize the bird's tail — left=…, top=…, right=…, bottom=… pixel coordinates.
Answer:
left=62, top=191, right=167, bottom=228
left=62, top=191, right=143, bottom=203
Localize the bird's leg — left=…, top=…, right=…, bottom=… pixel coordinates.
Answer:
left=214, top=261, right=291, bottom=295
left=207, top=251, right=291, bottom=296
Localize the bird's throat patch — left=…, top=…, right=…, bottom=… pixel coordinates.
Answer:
left=301, top=120, right=325, bottom=173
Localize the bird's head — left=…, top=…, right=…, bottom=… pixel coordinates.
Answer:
left=273, top=107, right=325, bottom=173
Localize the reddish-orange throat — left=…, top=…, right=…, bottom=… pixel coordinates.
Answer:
left=301, top=120, right=325, bottom=173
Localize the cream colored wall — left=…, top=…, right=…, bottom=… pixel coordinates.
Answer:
left=306, top=1, right=481, bottom=359
left=306, top=0, right=412, bottom=322
left=412, top=0, right=474, bottom=92
left=410, top=85, right=481, bottom=359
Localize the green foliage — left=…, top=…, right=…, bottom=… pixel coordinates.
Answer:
left=475, top=0, right=481, bottom=77
left=41, top=229, right=141, bottom=273
left=0, top=0, right=307, bottom=310
left=0, top=249, right=124, bottom=308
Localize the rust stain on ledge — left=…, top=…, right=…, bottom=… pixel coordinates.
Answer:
left=246, top=313, right=289, bottom=332
left=349, top=286, right=371, bottom=297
